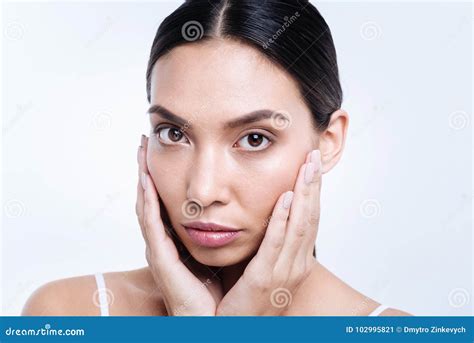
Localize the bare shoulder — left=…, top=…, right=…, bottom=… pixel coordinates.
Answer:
left=21, top=272, right=99, bottom=316
left=22, top=267, right=166, bottom=316
left=288, top=261, right=412, bottom=316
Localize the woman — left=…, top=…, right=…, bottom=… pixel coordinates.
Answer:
left=22, top=0, right=411, bottom=316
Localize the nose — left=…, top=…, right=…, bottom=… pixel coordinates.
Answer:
left=185, top=146, right=231, bottom=208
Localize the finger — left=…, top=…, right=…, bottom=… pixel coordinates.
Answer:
left=290, top=150, right=322, bottom=254
left=304, top=150, right=312, bottom=163
left=261, top=149, right=310, bottom=257
left=140, top=134, right=149, bottom=174
left=137, top=134, right=149, bottom=237
left=248, top=149, right=311, bottom=271
left=295, top=151, right=322, bottom=267
left=275, top=150, right=322, bottom=271
left=136, top=145, right=147, bottom=241
left=142, top=160, right=180, bottom=264
left=254, top=190, right=294, bottom=268
left=301, top=150, right=322, bottom=254
left=140, top=135, right=182, bottom=252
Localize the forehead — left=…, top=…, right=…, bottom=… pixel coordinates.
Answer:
left=149, top=39, right=308, bottom=120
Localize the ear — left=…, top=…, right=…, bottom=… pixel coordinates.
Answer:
left=318, top=109, right=349, bottom=174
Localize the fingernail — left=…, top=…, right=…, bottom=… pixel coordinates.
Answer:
left=310, top=150, right=321, bottom=172
left=304, top=162, right=315, bottom=184
left=141, top=134, right=146, bottom=147
left=283, top=191, right=294, bottom=209
left=141, top=172, right=147, bottom=190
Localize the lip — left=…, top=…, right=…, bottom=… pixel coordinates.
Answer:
left=183, top=221, right=242, bottom=248
left=183, top=221, right=242, bottom=232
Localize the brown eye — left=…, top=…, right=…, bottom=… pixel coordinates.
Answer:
left=157, top=127, right=188, bottom=144
left=168, top=128, right=183, bottom=142
left=248, top=134, right=263, bottom=147
left=236, top=133, right=271, bottom=151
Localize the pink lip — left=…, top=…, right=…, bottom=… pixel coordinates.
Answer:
left=183, top=221, right=241, bottom=232
left=183, top=222, right=242, bottom=248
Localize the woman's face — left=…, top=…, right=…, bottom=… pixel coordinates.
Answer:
left=147, top=39, right=320, bottom=267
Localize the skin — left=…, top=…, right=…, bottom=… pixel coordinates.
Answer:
left=147, top=39, right=318, bottom=269
left=22, top=38, right=411, bottom=316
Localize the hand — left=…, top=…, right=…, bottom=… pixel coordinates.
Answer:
left=216, top=149, right=322, bottom=316
left=136, top=135, right=224, bottom=316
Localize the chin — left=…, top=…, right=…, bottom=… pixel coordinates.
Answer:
left=187, top=245, right=255, bottom=268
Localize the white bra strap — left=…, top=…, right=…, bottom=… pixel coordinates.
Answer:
left=94, top=273, right=110, bottom=316
left=368, top=304, right=389, bottom=316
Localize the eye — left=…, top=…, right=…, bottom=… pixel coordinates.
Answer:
left=235, top=133, right=272, bottom=151
left=155, top=126, right=189, bottom=145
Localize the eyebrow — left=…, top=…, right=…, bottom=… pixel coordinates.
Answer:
left=147, top=104, right=276, bottom=130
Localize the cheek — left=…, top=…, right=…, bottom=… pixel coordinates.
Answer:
left=146, top=152, right=185, bottom=212
left=237, top=153, right=301, bottom=228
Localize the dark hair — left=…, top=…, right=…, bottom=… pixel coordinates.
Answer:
left=148, top=0, right=343, bottom=260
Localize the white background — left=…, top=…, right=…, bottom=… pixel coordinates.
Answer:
left=2, top=0, right=472, bottom=316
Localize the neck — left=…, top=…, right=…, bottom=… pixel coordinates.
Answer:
left=217, top=258, right=252, bottom=294
left=179, top=252, right=256, bottom=294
